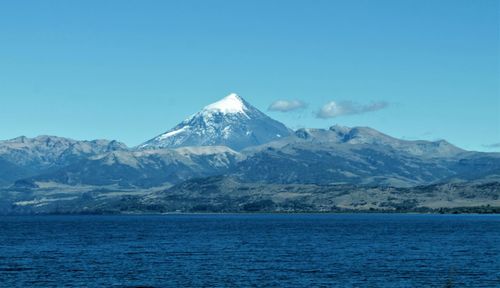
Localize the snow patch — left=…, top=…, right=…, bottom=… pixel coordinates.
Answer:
left=15, top=196, right=78, bottom=207
left=158, top=126, right=188, bottom=140
left=174, top=146, right=238, bottom=156
left=222, top=126, right=231, bottom=139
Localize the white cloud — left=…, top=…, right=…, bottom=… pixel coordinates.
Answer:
left=484, top=142, right=500, bottom=148
left=268, top=100, right=307, bottom=112
left=316, top=101, right=388, bottom=119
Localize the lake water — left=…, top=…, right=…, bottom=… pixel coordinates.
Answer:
left=0, top=214, right=499, bottom=287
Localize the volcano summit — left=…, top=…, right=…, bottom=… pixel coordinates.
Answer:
left=139, top=93, right=292, bottom=151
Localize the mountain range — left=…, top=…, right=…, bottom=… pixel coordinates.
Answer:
left=1, top=93, right=499, bottom=214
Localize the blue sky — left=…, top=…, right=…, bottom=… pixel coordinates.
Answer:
left=0, top=0, right=498, bottom=151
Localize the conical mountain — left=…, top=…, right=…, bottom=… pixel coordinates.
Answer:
left=139, top=93, right=292, bottom=151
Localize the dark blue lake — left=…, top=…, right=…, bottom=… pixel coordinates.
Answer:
left=0, top=214, right=499, bottom=287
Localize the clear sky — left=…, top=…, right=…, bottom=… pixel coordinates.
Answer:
left=0, top=0, right=498, bottom=151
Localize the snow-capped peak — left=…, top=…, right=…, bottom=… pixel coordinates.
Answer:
left=138, top=92, right=292, bottom=151
left=203, top=93, right=247, bottom=114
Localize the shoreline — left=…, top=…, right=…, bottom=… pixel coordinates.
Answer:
left=2, top=207, right=500, bottom=217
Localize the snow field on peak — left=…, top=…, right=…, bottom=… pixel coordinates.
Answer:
left=203, top=93, right=248, bottom=115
